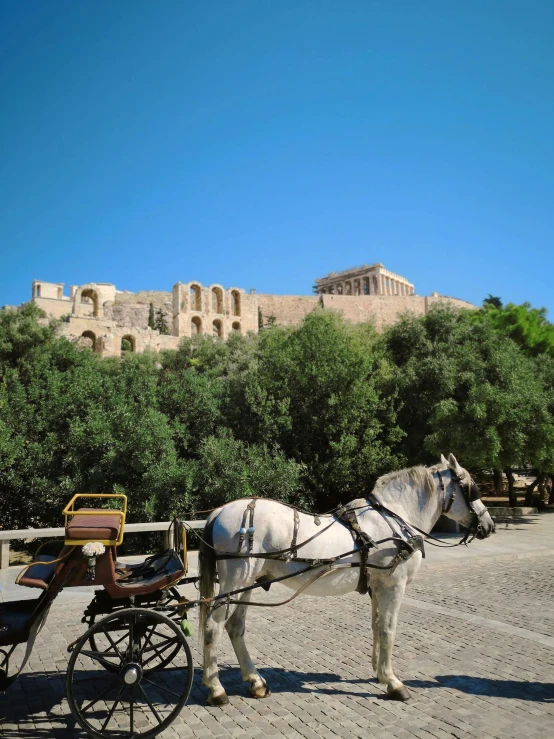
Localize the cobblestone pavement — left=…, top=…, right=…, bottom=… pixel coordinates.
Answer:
left=1, top=555, right=553, bottom=738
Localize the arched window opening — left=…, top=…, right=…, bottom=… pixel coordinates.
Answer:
left=121, top=335, right=136, bottom=353
left=81, top=288, right=99, bottom=317
left=190, top=284, right=202, bottom=311
left=231, top=290, right=241, bottom=317
left=191, top=316, right=202, bottom=335
left=232, top=322, right=241, bottom=333
left=211, top=287, right=223, bottom=313
left=36, top=284, right=41, bottom=297
left=81, top=330, right=98, bottom=352
left=212, top=320, right=223, bottom=338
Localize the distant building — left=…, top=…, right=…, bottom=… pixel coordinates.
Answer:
left=314, top=263, right=415, bottom=297
left=24, top=265, right=474, bottom=357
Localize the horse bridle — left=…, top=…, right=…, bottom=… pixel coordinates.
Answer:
left=436, top=468, right=489, bottom=542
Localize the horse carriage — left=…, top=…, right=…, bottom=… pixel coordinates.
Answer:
left=0, top=455, right=495, bottom=737
left=0, top=493, right=196, bottom=738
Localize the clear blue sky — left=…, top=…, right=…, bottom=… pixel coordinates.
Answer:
left=1, top=1, right=553, bottom=312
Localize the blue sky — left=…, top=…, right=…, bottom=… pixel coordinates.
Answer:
left=1, top=1, right=553, bottom=313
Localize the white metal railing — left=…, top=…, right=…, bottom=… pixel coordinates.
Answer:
left=0, top=519, right=207, bottom=569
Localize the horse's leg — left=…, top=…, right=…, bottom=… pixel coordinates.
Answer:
left=202, top=602, right=230, bottom=706
left=371, top=594, right=380, bottom=674
left=225, top=591, right=271, bottom=699
left=373, top=578, right=411, bottom=701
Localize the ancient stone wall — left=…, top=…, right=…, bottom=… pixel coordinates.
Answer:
left=103, top=291, right=173, bottom=331
left=321, top=294, right=426, bottom=330
left=426, top=295, right=475, bottom=311
left=113, top=290, right=172, bottom=307
left=321, top=294, right=476, bottom=331
left=257, top=295, right=320, bottom=326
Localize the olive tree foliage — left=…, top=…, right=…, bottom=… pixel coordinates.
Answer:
left=478, top=301, right=554, bottom=358
left=0, top=306, right=184, bottom=528
left=3, top=301, right=554, bottom=530
left=227, top=310, right=404, bottom=509
left=383, top=307, right=554, bottom=504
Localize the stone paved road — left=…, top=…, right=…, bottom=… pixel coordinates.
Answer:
left=1, top=555, right=553, bottom=738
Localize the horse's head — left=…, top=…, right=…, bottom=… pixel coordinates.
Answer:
left=438, top=453, right=495, bottom=540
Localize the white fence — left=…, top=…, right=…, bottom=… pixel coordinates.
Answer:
left=0, top=519, right=207, bottom=569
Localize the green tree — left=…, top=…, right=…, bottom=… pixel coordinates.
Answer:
left=233, top=310, right=403, bottom=509
left=154, top=308, right=170, bottom=335
left=148, top=303, right=155, bottom=329
left=384, top=307, right=554, bottom=506
left=479, top=301, right=554, bottom=357
left=483, top=294, right=503, bottom=308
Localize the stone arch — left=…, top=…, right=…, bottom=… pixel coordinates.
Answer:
left=191, top=316, right=202, bottom=335
left=212, top=319, right=223, bottom=338
left=232, top=321, right=241, bottom=333
left=211, top=286, right=223, bottom=314
left=190, top=284, right=202, bottom=311
left=80, top=288, right=100, bottom=317
left=230, top=290, right=241, bottom=317
left=81, top=330, right=99, bottom=352
left=121, top=334, right=136, bottom=353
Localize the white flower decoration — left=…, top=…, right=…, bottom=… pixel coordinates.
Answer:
left=82, top=542, right=106, bottom=557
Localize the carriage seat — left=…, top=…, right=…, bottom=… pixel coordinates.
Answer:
left=65, top=509, right=122, bottom=543
left=114, top=550, right=184, bottom=588
left=16, top=555, right=57, bottom=590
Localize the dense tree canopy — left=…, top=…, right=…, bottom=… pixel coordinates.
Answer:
left=1, top=299, right=554, bottom=529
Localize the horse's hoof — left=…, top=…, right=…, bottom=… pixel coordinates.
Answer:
left=251, top=683, right=271, bottom=699
left=207, top=692, right=230, bottom=706
left=387, top=686, right=411, bottom=701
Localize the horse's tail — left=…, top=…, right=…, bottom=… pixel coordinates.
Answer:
left=198, top=510, right=220, bottom=641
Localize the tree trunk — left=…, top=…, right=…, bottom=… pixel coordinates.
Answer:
left=524, top=473, right=542, bottom=506
left=549, top=476, right=554, bottom=505
left=493, top=469, right=503, bottom=495
left=505, top=468, right=517, bottom=508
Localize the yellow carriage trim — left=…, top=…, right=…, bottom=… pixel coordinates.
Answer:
left=63, top=494, right=127, bottom=546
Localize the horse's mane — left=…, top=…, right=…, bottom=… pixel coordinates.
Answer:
left=345, top=464, right=441, bottom=511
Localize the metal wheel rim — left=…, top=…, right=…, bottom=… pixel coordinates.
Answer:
left=67, top=607, right=193, bottom=739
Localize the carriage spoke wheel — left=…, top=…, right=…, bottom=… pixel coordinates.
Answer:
left=67, top=607, right=193, bottom=739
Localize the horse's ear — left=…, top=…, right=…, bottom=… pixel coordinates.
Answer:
left=440, top=454, right=448, bottom=466
left=448, top=453, right=464, bottom=475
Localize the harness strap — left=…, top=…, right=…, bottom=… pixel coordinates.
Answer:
left=247, top=500, right=256, bottom=552
left=290, top=510, right=300, bottom=559
left=237, top=499, right=257, bottom=553
left=337, top=508, right=376, bottom=595
left=437, top=469, right=455, bottom=513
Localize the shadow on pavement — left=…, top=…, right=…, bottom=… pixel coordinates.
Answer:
left=406, top=674, right=554, bottom=702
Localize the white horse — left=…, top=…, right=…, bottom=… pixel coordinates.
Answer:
left=198, top=453, right=495, bottom=705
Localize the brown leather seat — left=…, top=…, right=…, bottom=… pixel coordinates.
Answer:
left=65, top=509, right=121, bottom=542
left=17, top=555, right=58, bottom=590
